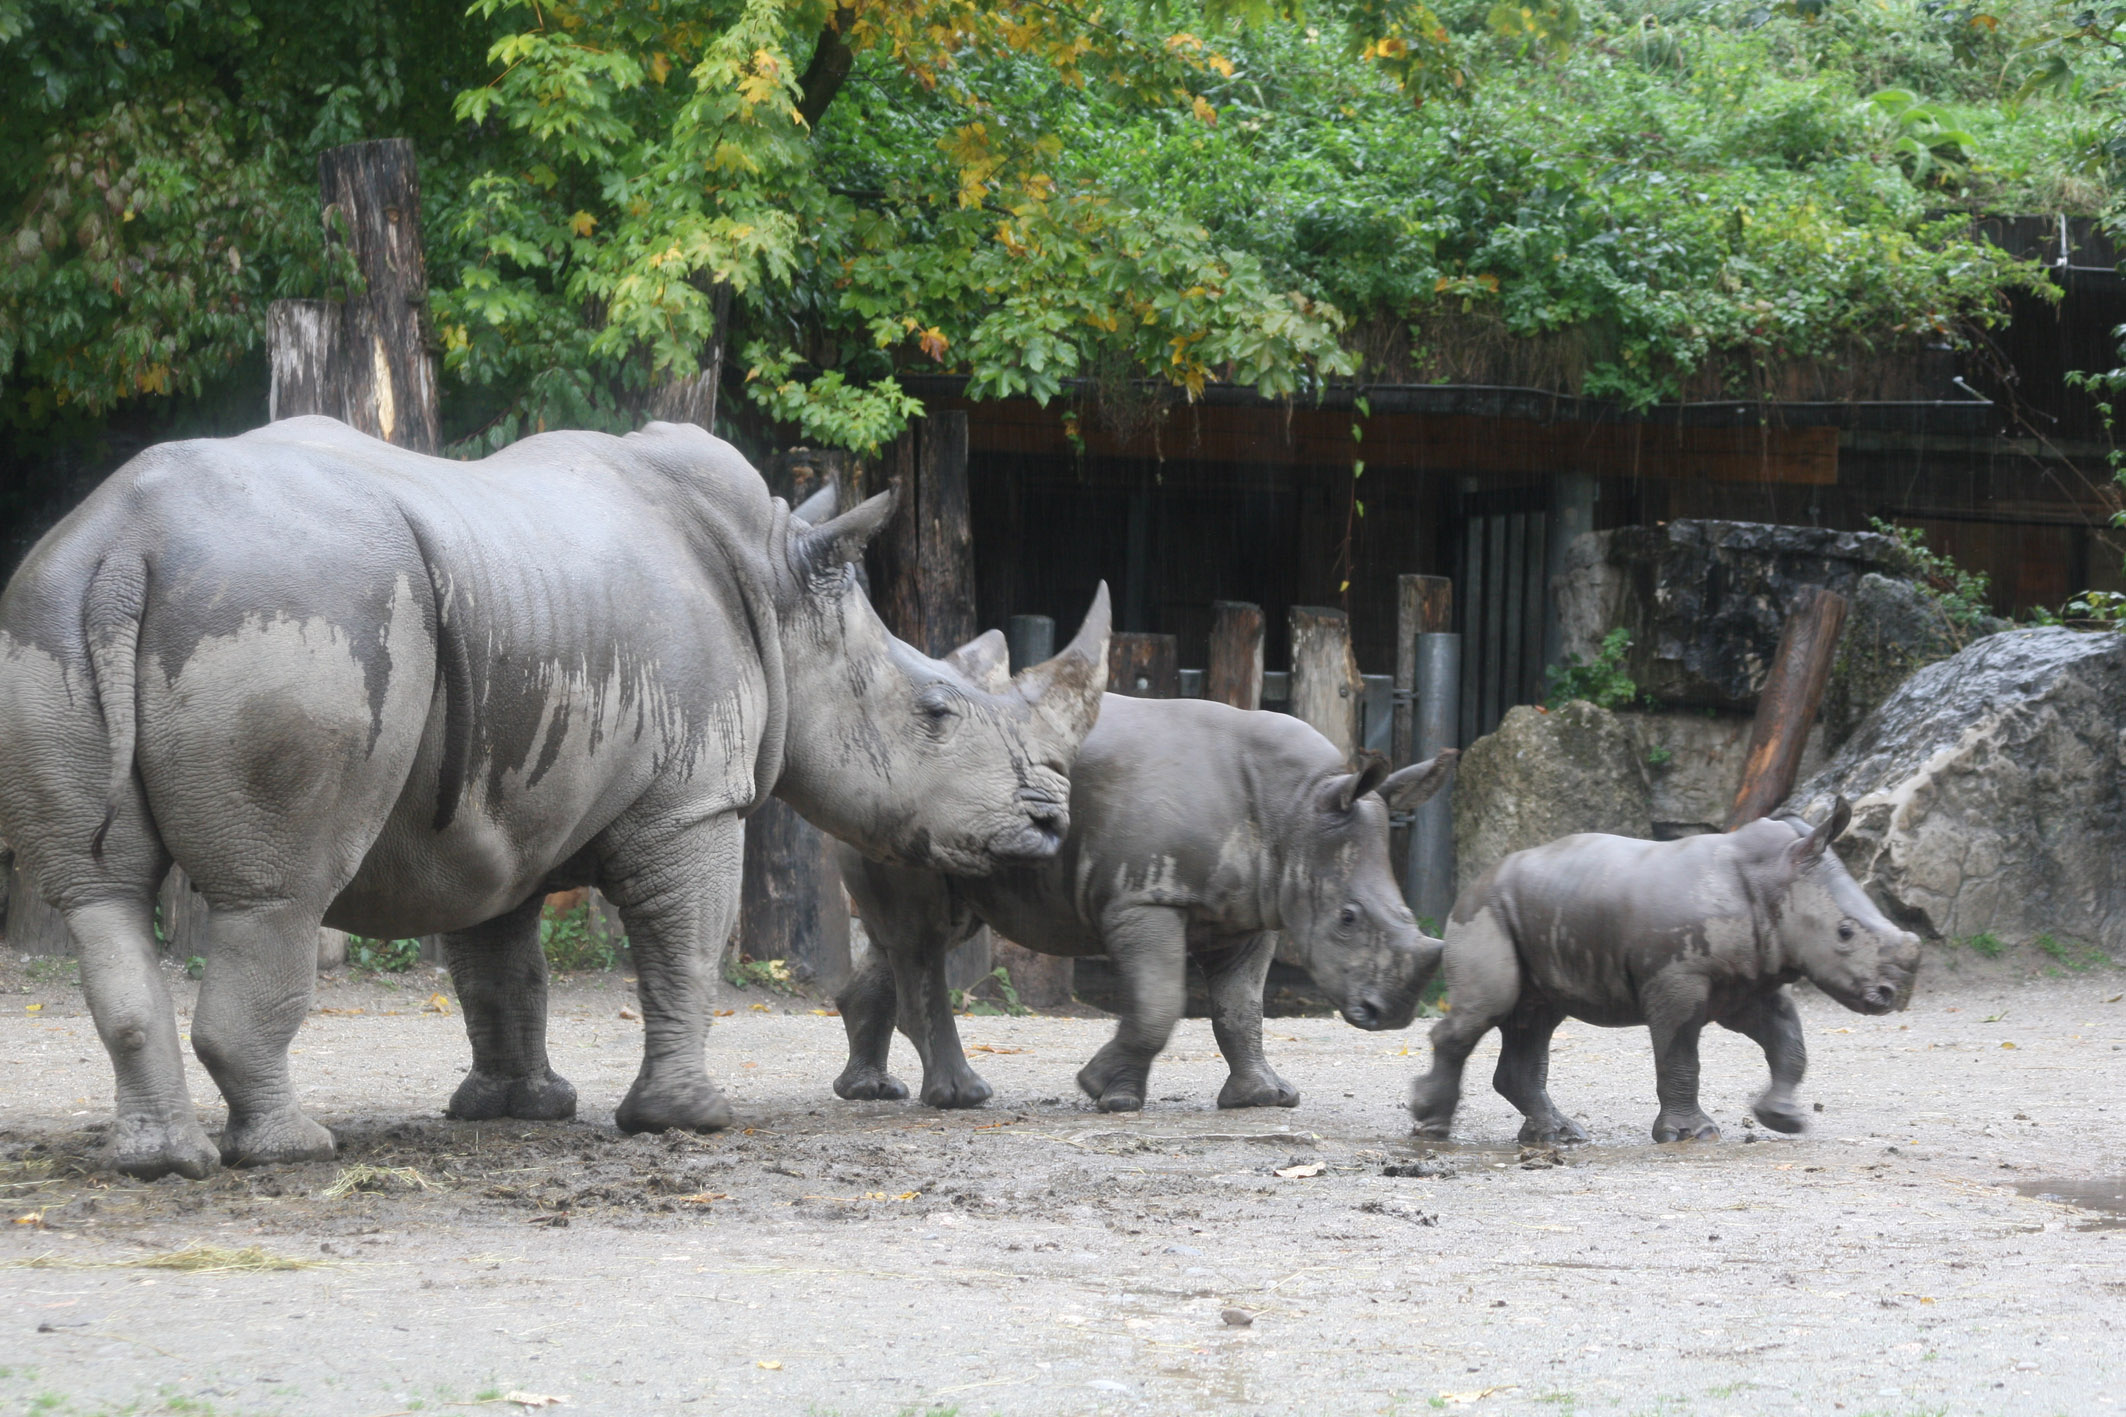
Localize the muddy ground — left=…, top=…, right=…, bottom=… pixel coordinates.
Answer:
left=1, top=950, right=2122, bottom=1417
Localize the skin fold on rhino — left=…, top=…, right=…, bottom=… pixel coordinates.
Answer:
left=833, top=636, right=1454, bottom=1113
left=0, top=417, right=1111, bottom=1181
left=1402, top=799, right=1923, bottom=1146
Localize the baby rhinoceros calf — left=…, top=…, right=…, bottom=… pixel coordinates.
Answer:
left=834, top=634, right=1454, bottom=1114
left=1406, top=799, right=1921, bottom=1145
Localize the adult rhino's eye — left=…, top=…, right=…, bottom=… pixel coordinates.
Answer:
left=915, top=686, right=963, bottom=735
left=1837, top=921, right=1856, bottom=942
left=1338, top=905, right=1360, bottom=928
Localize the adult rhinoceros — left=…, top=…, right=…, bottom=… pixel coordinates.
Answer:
left=0, top=416, right=1110, bottom=1180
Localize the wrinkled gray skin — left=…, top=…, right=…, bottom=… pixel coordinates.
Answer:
left=0, top=417, right=1112, bottom=1181
left=834, top=648, right=1454, bottom=1113
left=1405, top=798, right=1922, bottom=1145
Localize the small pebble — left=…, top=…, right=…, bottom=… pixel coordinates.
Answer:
left=1221, top=1307, right=1253, bottom=1328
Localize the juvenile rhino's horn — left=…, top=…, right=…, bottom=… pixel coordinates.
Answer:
left=1014, top=581, right=1111, bottom=742
left=945, top=628, right=1011, bottom=693
left=794, top=490, right=894, bottom=580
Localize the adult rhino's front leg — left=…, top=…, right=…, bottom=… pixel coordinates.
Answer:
left=444, top=897, right=577, bottom=1122
left=601, top=813, right=743, bottom=1134
left=1201, top=932, right=1300, bottom=1109
left=1077, top=906, right=1188, bottom=1112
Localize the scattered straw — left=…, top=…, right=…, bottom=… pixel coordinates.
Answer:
left=11, top=1243, right=324, bottom=1272
left=323, top=1164, right=436, bottom=1200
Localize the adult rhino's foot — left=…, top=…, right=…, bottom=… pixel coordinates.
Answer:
left=447, top=1068, right=578, bottom=1122
left=104, top=1113, right=220, bottom=1181
left=1517, top=1114, right=1591, bottom=1147
left=1407, top=1073, right=1459, bottom=1139
left=920, top=1070, right=993, bottom=1110
left=1218, top=1071, right=1301, bottom=1110
left=832, top=1065, right=910, bottom=1102
left=219, top=1109, right=336, bottom=1168
left=1652, top=1111, right=1720, bottom=1143
left=1751, top=1094, right=1809, bottom=1135
left=1077, top=1053, right=1150, bottom=1113
left=614, top=1075, right=734, bottom=1134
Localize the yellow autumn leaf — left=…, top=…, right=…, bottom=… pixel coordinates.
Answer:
left=568, top=210, right=597, bottom=238
left=648, top=51, right=670, bottom=85
left=1191, top=93, right=1218, bottom=125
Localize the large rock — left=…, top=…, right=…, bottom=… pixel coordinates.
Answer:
left=1555, top=520, right=1906, bottom=710
left=1821, top=572, right=2009, bottom=749
left=1784, top=627, right=2126, bottom=951
left=1617, top=709, right=1827, bottom=838
left=1454, top=700, right=1652, bottom=895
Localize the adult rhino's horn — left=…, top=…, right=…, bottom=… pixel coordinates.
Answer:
left=794, top=490, right=894, bottom=580
left=789, top=481, right=839, bottom=527
left=1013, top=581, right=1111, bottom=741
left=944, top=628, right=1011, bottom=693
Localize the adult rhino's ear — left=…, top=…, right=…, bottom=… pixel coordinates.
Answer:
left=1379, top=749, right=1458, bottom=810
left=1013, top=582, right=1111, bottom=744
left=945, top=629, right=1012, bottom=693
left=1794, top=795, right=1853, bottom=864
left=1326, top=752, right=1393, bottom=815
left=790, top=482, right=839, bottom=528
left=794, top=490, right=893, bottom=582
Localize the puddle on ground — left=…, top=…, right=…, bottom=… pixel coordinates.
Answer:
left=2014, top=1176, right=2126, bottom=1230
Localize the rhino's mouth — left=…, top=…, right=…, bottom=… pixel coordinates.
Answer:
left=985, top=795, right=1070, bottom=864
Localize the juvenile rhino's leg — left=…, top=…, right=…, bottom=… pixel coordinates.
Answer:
left=1076, top=906, right=1189, bottom=1112
left=832, top=941, right=907, bottom=1102
left=1721, top=987, right=1809, bottom=1134
left=444, top=897, right=576, bottom=1122
left=193, top=900, right=337, bottom=1166
left=1644, top=978, right=1718, bottom=1143
left=69, top=896, right=220, bottom=1180
left=889, top=919, right=993, bottom=1110
left=602, top=813, right=743, bottom=1134
left=1409, top=908, right=1519, bottom=1139
left=1492, top=1001, right=1588, bottom=1146
left=1202, top=932, right=1299, bottom=1109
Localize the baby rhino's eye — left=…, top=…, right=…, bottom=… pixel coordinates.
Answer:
left=1338, top=905, right=1360, bottom=928
left=1836, top=921, right=1856, bottom=942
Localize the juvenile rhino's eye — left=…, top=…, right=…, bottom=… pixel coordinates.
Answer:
left=1338, top=905, right=1360, bottom=928
left=1836, top=921, right=1856, bottom=942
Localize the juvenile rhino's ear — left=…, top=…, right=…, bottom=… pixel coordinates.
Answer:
left=1795, top=795, right=1853, bottom=863
left=1327, top=752, right=1393, bottom=815
left=1379, top=749, right=1458, bottom=810
left=794, top=490, right=894, bottom=582
left=790, top=481, right=839, bottom=527
left=944, top=629, right=1011, bottom=693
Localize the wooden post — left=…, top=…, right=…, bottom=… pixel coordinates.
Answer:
left=646, top=280, right=732, bottom=430
left=1107, top=633, right=1180, bottom=699
left=1288, top=606, right=1363, bottom=761
left=1206, top=601, right=1265, bottom=710
left=267, top=299, right=342, bottom=421
left=1727, top=587, right=1849, bottom=829
left=1392, top=576, right=1453, bottom=766
left=317, top=138, right=439, bottom=452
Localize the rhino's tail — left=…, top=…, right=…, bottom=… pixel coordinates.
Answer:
left=82, top=552, right=148, bottom=861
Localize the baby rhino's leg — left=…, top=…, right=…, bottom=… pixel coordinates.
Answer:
left=1409, top=906, right=1520, bottom=1139
left=1202, top=932, right=1298, bottom=1109
left=1493, top=1000, right=1588, bottom=1145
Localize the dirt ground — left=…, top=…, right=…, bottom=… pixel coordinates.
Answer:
left=1, top=948, right=2122, bottom=1417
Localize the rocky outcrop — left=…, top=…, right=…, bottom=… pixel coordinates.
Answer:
left=1821, top=572, right=2008, bottom=749
left=1784, top=627, right=2126, bottom=951
left=1454, top=700, right=1651, bottom=894
left=1555, top=521, right=1907, bottom=710
left=1616, top=709, right=1827, bottom=838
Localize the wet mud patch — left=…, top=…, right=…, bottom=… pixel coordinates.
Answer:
left=2013, top=1175, right=2126, bottom=1230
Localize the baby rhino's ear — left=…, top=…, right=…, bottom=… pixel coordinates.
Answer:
left=1792, top=795, right=1853, bottom=865
left=944, top=629, right=1011, bottom=693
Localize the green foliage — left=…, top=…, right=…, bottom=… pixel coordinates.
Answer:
left=1869, top=517, right=1998, bottom=635
left=2035, top=932, right=2112, bottom=969
left=1959, top=930, right=2007, bottom=957
left=1645, top=743, right=1675, bottom=767
left=951, top=965, right=1032, bottom=1016
left=1546, top=626, right=1639, bottom=709
left=539, top=898, right=623, bottom=973
left=24, top=955, right=75, bottom=984
left=345, top=936, right=422, bottom=973
left=183, top=955, right=205, bottom=980
left=724, top=953, right=796, bottom=993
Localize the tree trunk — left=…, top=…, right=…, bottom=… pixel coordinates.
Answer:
left=1206, top=601, right=1264, bottom=710
left=267, top=299, right=343, bottom=421
left=1107, top=633, right=1179, bottom=699
left=646, top=280, right=732, bottom=431
left=318, top=138, right=439, bottom=452
left=1392, top=576, right=1453, bottom=767
left=1288, top=606, right=1363, bottom=762
left=1728, top=587, right=1848, bottom=829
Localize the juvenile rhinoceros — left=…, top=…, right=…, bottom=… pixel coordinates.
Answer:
left=1405, top=799, right=1922, bottom=1145
left=833, top=649, right=1454, bottom=1112
left=0, top=417, right=1111, bottom=1180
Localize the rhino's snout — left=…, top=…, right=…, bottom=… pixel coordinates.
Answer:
left=990, top=788, right=1070, bottom=862
left=1858, top=982, right=1899, bottom=1014
left=1343, top=990, right=1415, bottom=1031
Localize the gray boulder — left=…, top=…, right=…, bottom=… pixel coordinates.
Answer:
left=1454, top=701, right=1651, bottom=895
left=1784, top=627, right=2126, bottom=952
left=1616, top=709, right=1827, bottom=838
left=1821, top=572, right=2008, bottom=748
left=1555, top=521, right=1906, bottom=710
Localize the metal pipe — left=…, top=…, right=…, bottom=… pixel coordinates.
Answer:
left=1006, top=614, right=1054, bottom=672
left=1409, top=631, right=1460, bottom=925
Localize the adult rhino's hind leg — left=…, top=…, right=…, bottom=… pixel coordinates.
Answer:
left=1492, top=1000, right=1588, bottom=1146
left=444, top=897, right=577, bottom=1122
left=1720, top=986, right=1809, bottom=1135
left=601, top=813, right=742, bottom=1134
left=1076, top=906, right=1188, bottom=1112
left=1202, top=932, right=1299, bottom=1109
left=195, top=901, right=338, bottom=1165
left=1410, top=907, right=1520, bottom=1139
left=832, top=942, right=907, bottom=1101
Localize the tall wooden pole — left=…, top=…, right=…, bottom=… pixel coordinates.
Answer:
left=1206, top=601, right=1265, bottom=710
left=317, top=139, right=440, bottom=452
left=1107, top=633, right=1180, bottom=699
left=1288, top=606, right=1363, bottom=762
left=1727, top=587, right=1848, bottom=829
left=1392, top=576, right=1453, bottom=767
